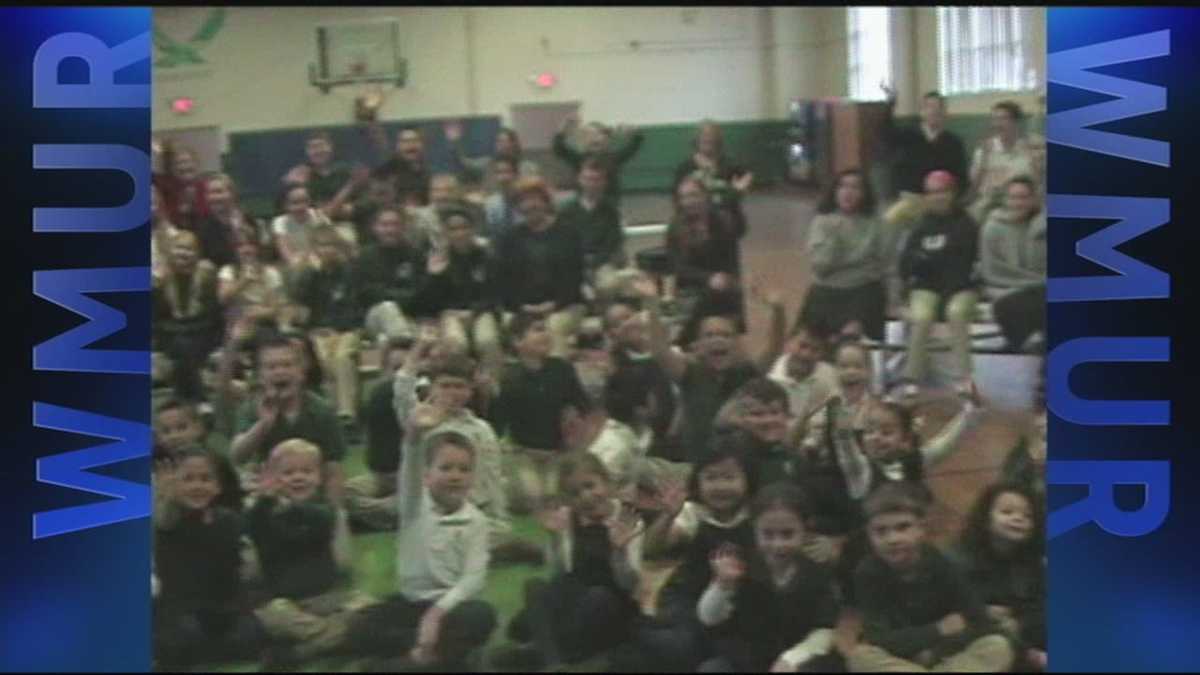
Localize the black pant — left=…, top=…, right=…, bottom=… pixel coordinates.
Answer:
left=523, top=575, right=636, bottom=665
left=992, top=285, right=1046, bottom=352
left=798, top=281, right=887, bottom=342
left=154, top=609, right=263, bottom=668
left=345, top=593, right=496, bottom=667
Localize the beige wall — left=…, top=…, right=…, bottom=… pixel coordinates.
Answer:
left=151, top=7, right=1046, bottom=139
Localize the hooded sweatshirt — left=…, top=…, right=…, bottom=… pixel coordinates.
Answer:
left=979, top=208, right=1047, bottom=301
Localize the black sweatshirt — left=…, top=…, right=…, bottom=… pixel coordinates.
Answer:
left=491, top=357, right=589, bottom=451
left=293, top=261, right=360, bottom=331
left=349, top=242, right=427, bottom=315
left=492, top=222, right=585, bottom=312
left=410, top=244, right=496, bottom=316
left=881, top=102, right=969, bottom=197
left=246, top=496, right=341, bottom=600
left=854, top=544, right=999, bottom=661
left=899, top=209, right=979, bottom=297
left=155, top=507, right=244, bottom=617
left=666, top=209, right=743, bottom=293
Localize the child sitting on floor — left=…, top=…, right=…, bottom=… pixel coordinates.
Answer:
left=847, top=482, right=1014, bottom=672
left=246, top=440, right=372, bottom=667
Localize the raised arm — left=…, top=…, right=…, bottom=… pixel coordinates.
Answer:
left=921, top=381, right=983, bottom=470
left=633, top=276, right=688, bottom=382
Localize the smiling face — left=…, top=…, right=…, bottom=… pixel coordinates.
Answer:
left=755, top=505, right=806, bottom=572
left=429, top=175, right=459, bottom=208
left=397, top=130, right=424, bottom=164
left=578, top=165, right=608, bottom=201
left=312, top=232, right=344, bottom=267
left=697, top=456, right=748, bottom=517
left=173, top=150, right=198, bottom=181
left=868, top=510, right=926, bottom=572
left=235, top=236, right=260, bottom=265
left=175, top=455, right=221, bottom=511
left=284, top=186, right=311, bottom=218
left=206, top=178, right=233, bottom=213
left=862, top=404, right=912, bottom=463
left=563, top=468, right=613, bottom=521
left=739, top=398, right=789, bottom=445
left=258, top=344, right=302, bottom=400
left=606, top=304, right=648, bottom=353
left=424, top=443, right=475, bottom=512
left=272, top=450, right=322, bottom=502
left=305, top=136, right=333, bottom=167
left=989, top=491, right=1034, bottom=546
left=835, top=343, right=870, bottom=389
left=170, top=236, right=200, bottom=272
left=492, top=160, right=518, bottom=192
left=923, top=176, right=956, bottom=215
left=697, top=316, right=738, bottom=370
left=156, top=407, right=204, bottom=455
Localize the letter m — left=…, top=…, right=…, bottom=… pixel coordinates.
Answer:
left=33, top=268, right=150, bottom=374
left=1048, top=29, right=1169, bottom=166
left=1047, top=195, right=1169, bottom=302
left=33, top=403, right=150, bottom=539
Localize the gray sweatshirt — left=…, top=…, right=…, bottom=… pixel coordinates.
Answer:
left=979, top=209, right=1047, bottom=300
left=806, top=212, right=896, bottom=290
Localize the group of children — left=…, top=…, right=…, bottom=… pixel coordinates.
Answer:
left=149, top=91, right=1048, bottom=672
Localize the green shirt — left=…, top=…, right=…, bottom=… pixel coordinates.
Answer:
left=235, top=390, right=347, bottom=465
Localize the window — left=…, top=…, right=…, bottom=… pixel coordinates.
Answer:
left=847, top=7, right=893, bottom=102
left=937, top=7, right=1037, bottom=95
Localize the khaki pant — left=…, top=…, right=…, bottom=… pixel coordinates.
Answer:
left=905, top=289, right=978, bottom=382
left=504, top=448, right=561, bottom=515
left=254, top=589, right=379, bottom=659
left=343, top=471, right=398, bottom=531
left=847, top=635, right=1013, bottom=672
left=440, top=310, right=503, bottom=368
left=310, top=329, right=359, bottom=418
left=503, top=305, right=584, bottom=359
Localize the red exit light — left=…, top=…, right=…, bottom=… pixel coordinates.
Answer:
left=534, top=72, right=557, bottom=88
left=171, top=97, right=195, bottom=114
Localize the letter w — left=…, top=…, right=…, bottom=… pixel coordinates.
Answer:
left=33, top=267, right=150, bottom=375
left=1047, top=195, right=1169, bottom=302
left=33, top=403, right=150, bottom=539
left=1048, top=29, right=1169, bottom=166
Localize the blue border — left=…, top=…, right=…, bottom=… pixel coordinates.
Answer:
left=1, top=8, right=152, bottom=672
left=1046, top=7, right=1199, bottom=671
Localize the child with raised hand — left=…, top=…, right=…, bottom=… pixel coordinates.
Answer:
left=246, top=439, right=370, bottom=667
left=153, top=448, right=261, bottom=669
left=392, top=334, right=541, bottom=564
left=951, top=482, right=1046, bottom=671
left=217, top=224, right=287, bottom=337
left=847, top=482, right=1014, bottom=672
left=349, top=425, right=496, bottom=671
left=496, top=453, right=645, bottom=671
left=716, top=378, right=797, bottom=485
left=696, top=482, right=842, bottom=673
left=629, top=436, right=758, bottom=672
